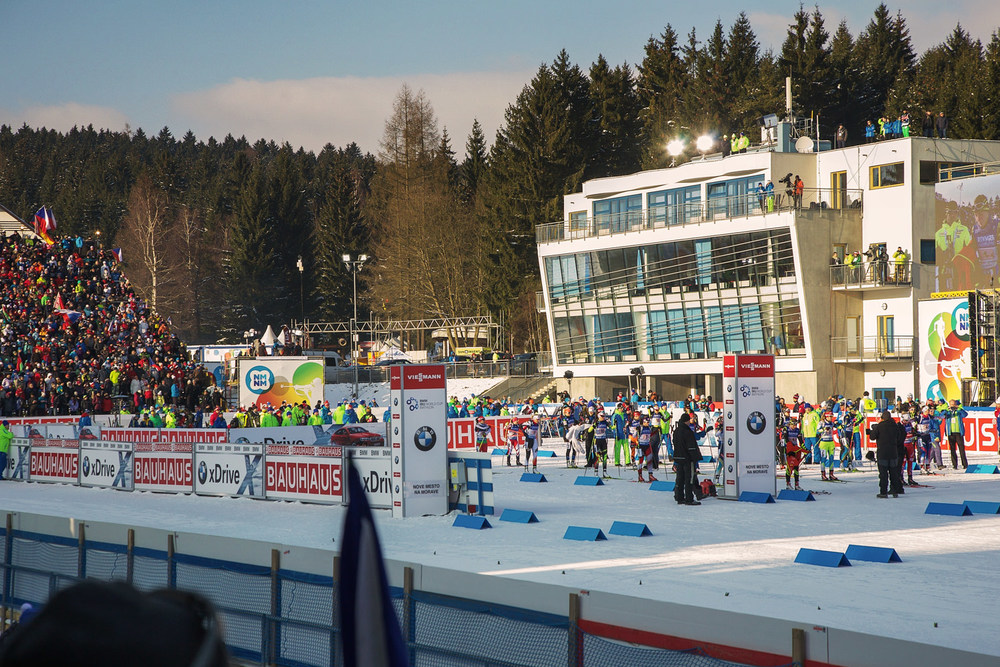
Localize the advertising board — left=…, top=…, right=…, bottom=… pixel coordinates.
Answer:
left=732, top=354, right=777, bottom=497
left=917, top=297, right=970, bottom=403
left=238, top=357, right=324, bottom=410
left=390, top=365, right=448, bottom=517
left=134, top=442, right=194, bottom=493
left=194, top=443, right=265, bottom=498
left=79, top=441, right=134, bottom=490
left=30, top=439, right=79, bottom=483
left=5, top=438, right=31, bottom=481
left=264, top=444, right=343, bottom=504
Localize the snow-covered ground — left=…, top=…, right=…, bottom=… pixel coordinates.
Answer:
left=1, top=438, right=999, bottom=659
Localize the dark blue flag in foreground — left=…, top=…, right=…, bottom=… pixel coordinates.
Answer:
left=339, top=462, right=408, bottom=667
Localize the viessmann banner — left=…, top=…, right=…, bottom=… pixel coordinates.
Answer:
left=733, top=354, right=776, bottom=498
left=390, top=365, right=448, bottom=517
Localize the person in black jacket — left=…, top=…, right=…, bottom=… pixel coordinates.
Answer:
left=672, top=413, right=702, bottom=505
left=867, top=411, right=903, bottom=497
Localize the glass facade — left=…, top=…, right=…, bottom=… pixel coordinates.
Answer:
left=545, top=229, right=804, bottom=364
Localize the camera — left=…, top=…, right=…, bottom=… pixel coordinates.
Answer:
left=778, top=173, right=793, bottom=186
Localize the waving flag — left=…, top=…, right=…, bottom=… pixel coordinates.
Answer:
left=111, top=247, right=123, bottom=262
left=33, top=206, right=56, bottom=245
left=339, top=461, right=408, bottom=667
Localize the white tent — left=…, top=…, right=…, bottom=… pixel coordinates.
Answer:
left=260, top=325, right=277, bottom=348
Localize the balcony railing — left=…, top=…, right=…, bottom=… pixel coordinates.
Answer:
left=537, top=187, right=863, bottom=244
left=831, top=336, right=915, bottom=362
left=831, top=261, right=912, bottom=288
left=536, top=290, right=547, bottom=312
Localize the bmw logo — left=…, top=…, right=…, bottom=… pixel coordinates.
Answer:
left=727, top=438, right=733, bottom=447
left=727, top=384, right=733, bottom=393
left=414, top=426, right=437, bottom=451
left=82, top=456, right=90, bottom=476
left=198, top=460, right=208, bottom=484
left=394, top=426, right=399, bottom=436
left=394, top=455, right=399, bottom=464
left=747, top=411, right=767, bottom=435
left=728, top=464, right=734, bottom=473
left=395, top=484, right=400, bottom=494
left=394, top=397, right=399, bottom=406
left=727, top=411, right=733, bottom=420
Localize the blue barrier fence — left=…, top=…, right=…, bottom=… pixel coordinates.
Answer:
left=0, top=517, right=762, bottom=667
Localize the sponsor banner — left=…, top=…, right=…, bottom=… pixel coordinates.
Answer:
left=238, top=357, right=324, bottom=410
left=1, top=416, right=77, bottom=426
left=6, top=438, right=32, bottom=481
left=45, top=424, right=81, bottom=440
left=134, top=442, right=194, bottom=493
left=448, top=416, right=533, bottom=450
left=100, top=428, right=227, bottom=444
left=734, top=354, right=776, bottom=497
left=231, top=425, right=333, bottom=446
left=29, top=440, right=80, bottom=483
left=390, top=367, right=404, bottom=517
left=720, top=355, right=738, bottom=497
left=344, top=446, right=393, bottom=508
left=79, top=441, right=134, bottom=490
left=917, top=297, right=970, bottom=403
left=194, top=443, right=265, bottom=498
left=861, top=409, right=999, bottom=453
left=265, top=444, right=344, bottom=504
left=396, top=364, right=448, bottom=516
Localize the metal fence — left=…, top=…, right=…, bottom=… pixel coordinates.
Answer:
left=325, top=359, right=544, bottom=386
left=0, top=519, right=762, bottom=667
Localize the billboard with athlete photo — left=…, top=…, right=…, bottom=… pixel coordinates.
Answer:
left=934, top=172, right=1000, bottom=293
left=918, top=297, right=971, bottom=403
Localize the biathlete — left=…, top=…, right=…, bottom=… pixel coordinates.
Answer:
left=504, top=420, right=522, bottom=467
left=818, top=410, right=840, bottom=481
left=636, top=417, right=658, bottom=482
left=917, top=408, right=938, bottom=474
left=474, top=415, right=492, bottom=453
left=591, top=412, right=610, bottom=477
left=783, top=415, right=808, bottom=490
left=900, top=414, right=917, bottom=486
left=565, top=421, right=588, bottom=468
left=524, top=415, right=541, bottom=473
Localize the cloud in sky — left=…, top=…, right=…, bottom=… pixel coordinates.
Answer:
left=171, top=71, right=534, bottom=156
left=0, top=102, right=130, bottom=134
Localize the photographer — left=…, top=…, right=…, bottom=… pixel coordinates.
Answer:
left=778, top=173, right=793, bottom=210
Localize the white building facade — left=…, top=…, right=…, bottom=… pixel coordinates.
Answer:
left=536, top=136, right=1000, bottom=404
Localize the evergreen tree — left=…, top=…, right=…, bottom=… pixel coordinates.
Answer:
left=459, top=119, right=488, bottom=206
left=588, top=55, right=641, bottom=178
left=852, top=4, right=916, bottom=125
left=637, top=24, right=687, bottom=169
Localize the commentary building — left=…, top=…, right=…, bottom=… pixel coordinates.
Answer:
left=535, top=130, right=1000, bottom=403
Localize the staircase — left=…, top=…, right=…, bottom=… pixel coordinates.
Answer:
left=481, top=376, right=557, bottom=403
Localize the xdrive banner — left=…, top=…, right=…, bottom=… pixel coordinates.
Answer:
left=79, top=440, right=134, bottom=491
left=194, top=443, right=265, bottom=498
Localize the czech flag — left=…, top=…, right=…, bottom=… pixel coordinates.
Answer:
left=111, top=247, right=123, bottom=262
left=338, top=461, right=408, bottom=667
left=33, top=206, right=56, bottom=245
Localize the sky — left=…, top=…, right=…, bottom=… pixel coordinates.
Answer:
left=3, top=1, right=999, bottom=157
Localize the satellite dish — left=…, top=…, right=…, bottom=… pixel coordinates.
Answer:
left=795, top=136, right=815, bottom=153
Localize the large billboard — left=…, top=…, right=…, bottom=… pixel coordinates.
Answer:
left=934, top=172, right=1000, bottom=293
left=918, top=297, right=971, bottom=402
left=237, top=357, right=325, bottom=410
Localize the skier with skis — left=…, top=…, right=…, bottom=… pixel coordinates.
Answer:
left=900, top=413, right=918, bottom=486
left=636, top=417, right=657, bottom=482
left=818, top=410, right=840, bottom=481
left=504, top=419, right=522, bottom=467
left=783, top=415, right=807, bottom=490
left=916, top=407, right=938, bottom=475
left=524, top=415, right=541, bottom=473
left=592, top=411, right=610, bottom=477
left=474, top=415, right=492, bottom=453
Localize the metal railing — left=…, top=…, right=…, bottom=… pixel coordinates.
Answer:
left=831, top=335, right=916, bottom=361
left=538, top=187, right=863, bottom=244
left=831, top=261, right=912, bottom=287
left=325, top=359, right=544, bottom=386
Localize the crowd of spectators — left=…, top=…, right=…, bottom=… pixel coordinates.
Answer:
left=0, top=233, right=219, bottom=418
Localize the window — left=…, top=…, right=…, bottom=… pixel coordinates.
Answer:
left=870, top=162, right=904, bottom=189
left=830, top=171, right=847, bottom=208
left=648, top=186, right=700, bottom=226
left=594, top=195, right=641, bottom=233
left=920, top=239, right=936, bottom=264
left=569, top=211, right=588, bottom=231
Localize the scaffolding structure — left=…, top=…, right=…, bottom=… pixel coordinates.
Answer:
left=291, top=316, right=502, bottom=354
left=968, top=290, right=1000, bottom=406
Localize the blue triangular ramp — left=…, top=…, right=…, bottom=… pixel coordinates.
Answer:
left=608, top=521, right=652, bottom=537
left=700, top=455, right=716, bottom=463
left=536, top=450, right=557, bottom=457
left=575, top=476, right=604, bottom=486
left=967, top=464, right=999, bottom=474
left=564, top=526, right=607, bottom=541
left=963, top=501, right=1000, bottom=515
left=491, top=447, right=508, bottom=455
left=453, top=514, right=491, bottom=530
left=794, top=548, right=851, bottom=568
left=925, top=502, right=973, bottom=516
left=500, top=509, right=539, bottom=523
left=845, top=544, right=902, bottom=563
left=777, top=489, right=816, bottom=501
left=911, top=461, right=922, bottom=471
left=965, top=465, right=981, bottom=473
left=739, top=491, right=776, bottom=503
left=520, top=472, right=547, bottom=483
left=649, top=480, right=675, bottom=492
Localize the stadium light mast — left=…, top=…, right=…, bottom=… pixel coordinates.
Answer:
left=342, top=253, right=368, bottom=400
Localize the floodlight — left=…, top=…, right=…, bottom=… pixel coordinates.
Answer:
left=696, top=135, right=714, bottom=153
left=666, top=139, right=685, bottom=157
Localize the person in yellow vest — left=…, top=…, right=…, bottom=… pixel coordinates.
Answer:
left=235, top=408, right=248, bottom=428
left=0, top=420, right=13, bottom=479
left=163, top=408, right=177, bottom=429
left=260, top=407, right=278, bottom=428
left=891, top=246, right=908, bottom=283
left=730, top=134, right=739, bottom=154
left=281, top=408, right=294, bottom=427
left=307, top=409, right=323, bottom=426
left=737, top=131, right=750, bottom=153
left=333, top=402, right=347, bottom=424
left=800, top=404, right=821, bottom=465
left=861, top=392, right=876, bottom=413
